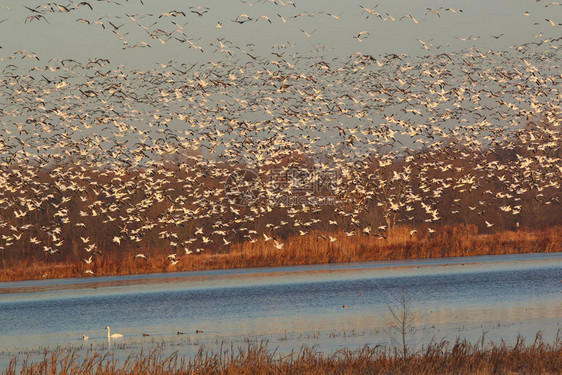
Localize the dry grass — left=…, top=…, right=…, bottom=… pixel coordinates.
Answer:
left=0, top=225, right=559, bottom=281
left=3, top=333, right=561, bottom=375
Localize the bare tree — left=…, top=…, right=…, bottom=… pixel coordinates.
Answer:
left=386, top=291, right=418, bottom=360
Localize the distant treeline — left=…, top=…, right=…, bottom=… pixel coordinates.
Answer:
left=0, top=134, right=560, bottom=277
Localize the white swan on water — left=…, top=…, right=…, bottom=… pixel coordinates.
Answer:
left=105, top=326, right=123, bottom=341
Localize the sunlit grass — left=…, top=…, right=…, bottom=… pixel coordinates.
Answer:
left=3, top=332, right=560, bottom=375
left=0, top=225, right=559, bottom=281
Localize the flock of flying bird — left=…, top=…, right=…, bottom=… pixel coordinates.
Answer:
left=15, top=0, right=562, bottom=52
left=0, top=1, right=560, bottom=275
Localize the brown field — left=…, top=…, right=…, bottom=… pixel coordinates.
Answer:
left=3, top=333, right=561, bottom=375
left=1, top=225, right=559, bottom=282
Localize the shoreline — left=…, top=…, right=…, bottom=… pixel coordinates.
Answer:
left=2, top=332, right=560, bottom=375
left=2, top=251, right=559, bottom=292
left=1, top=225, right=560, bottom=282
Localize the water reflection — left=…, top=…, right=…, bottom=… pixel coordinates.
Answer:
left=0, top=252, right=560, bottom=369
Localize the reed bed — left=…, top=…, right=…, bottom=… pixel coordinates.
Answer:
left=3, top=333, right=561, bottom=375
left=1, top=225, right=560, bottom=281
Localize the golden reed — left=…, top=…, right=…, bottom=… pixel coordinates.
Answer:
left=1, top=225, right=559, bottom=281
left=3, top=332, right=561, bottom=375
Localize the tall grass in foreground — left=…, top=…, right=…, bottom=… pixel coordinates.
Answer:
left=1, top=225, right=560, bottom=281
left=3, top=333, right=561, bottom=375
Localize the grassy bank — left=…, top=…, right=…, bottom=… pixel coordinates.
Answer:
left=0, top=225, right=560, bottom=282
left=3, top=334, right=561, bottom=375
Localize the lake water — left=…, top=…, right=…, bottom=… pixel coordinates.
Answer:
left=0, top=253, right=560, bottom=368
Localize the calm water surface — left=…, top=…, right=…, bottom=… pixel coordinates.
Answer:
left=0, top=253, right=560, bottom=367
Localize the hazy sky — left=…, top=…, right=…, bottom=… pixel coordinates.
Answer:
left=0, top=0, right=559, bottom=68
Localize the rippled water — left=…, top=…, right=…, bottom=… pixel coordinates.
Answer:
left=0, top=253, right=560, bottom=368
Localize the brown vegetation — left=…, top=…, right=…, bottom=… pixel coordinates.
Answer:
left=3, top=333, right=561, bottom=375
left=0, top=125, right=560, bottom=281
left=1, top=225, right=559, bottom=281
